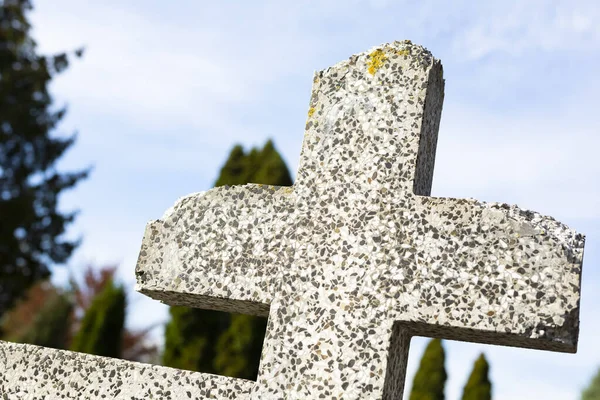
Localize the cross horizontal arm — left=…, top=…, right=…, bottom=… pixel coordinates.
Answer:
left=384, top=196, right=584, bottom=352
left=0, top=341, right=253, bottom=399
left=135, top=184, right=295, bottom=317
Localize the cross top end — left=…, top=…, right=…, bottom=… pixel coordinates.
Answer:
left=296, top=40, right=444, bottom=198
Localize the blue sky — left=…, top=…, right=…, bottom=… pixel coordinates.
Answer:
left=30, top=1, right=599, bottom=398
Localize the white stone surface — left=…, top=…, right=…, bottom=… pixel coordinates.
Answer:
left=0, top=40, right=585, bottom=400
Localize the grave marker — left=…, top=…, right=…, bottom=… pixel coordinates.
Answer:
left=0, top=40, right=585, bottom=399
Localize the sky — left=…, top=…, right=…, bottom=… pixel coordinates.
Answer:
left=28, top=1, right=599, bottom=399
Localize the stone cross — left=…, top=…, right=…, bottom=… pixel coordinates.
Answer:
left=1, top=41, right=585, bottom=399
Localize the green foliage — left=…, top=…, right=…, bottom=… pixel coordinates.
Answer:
left=9, top=288, right=72, bottom=349
left=0, top=0, right=89, bottom=319
left=213, top=145, right=247, bottom=187
left=462, top=353, right=492, bottom=400
left=71, top=279, right=126, bottom=358
left=409, top=338, right=447, bottom=400
left=583, top=367, right=600, bottom=400
left=163, top=140, right=291, bottom=379
left=214, top=139, right=293, bottom=188
left=214, top=313, right=268, bottom=379
left=163, top=306, right=229, bottom=373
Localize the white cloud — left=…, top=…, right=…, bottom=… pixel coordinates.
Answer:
left=451, top=1, right=600, bottom=60
left=434, top=102, right=600, bottom=221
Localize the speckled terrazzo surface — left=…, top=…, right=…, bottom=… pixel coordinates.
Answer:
left=0, top=41, right=585, bottom=400
left=0, top=340, right=253, bottom=399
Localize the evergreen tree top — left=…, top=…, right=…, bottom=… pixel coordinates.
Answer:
left=409, top=338, right=447, bottom=400
left=582, top=367, right=600, bottom=400
left=462, top=353, right=492, bottom=400
left=70, top=279, right=126, bottom=358
left=214, top=140, right=292, bottom=188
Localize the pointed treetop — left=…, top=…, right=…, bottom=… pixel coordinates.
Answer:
left=409, top=338, right=447, bottom=400
left=582, top=367, right=600, bottom=400
left=461, top=353, right=492, bottom=400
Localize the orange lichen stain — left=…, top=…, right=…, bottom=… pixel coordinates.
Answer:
left=367, top=49, right=387, bottom=75
left=308, top=107, right=316, bottom=117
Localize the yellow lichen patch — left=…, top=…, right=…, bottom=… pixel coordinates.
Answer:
left=367, top=49, right=387, bottom=75
left=396, top=49, right=410, bottom=57
left=308, top=107, right=316, bottom=117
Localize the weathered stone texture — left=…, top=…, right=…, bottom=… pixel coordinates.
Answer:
left=0, top=40, right=585, bottom=400
left=0, top=341, right=253, bottom=399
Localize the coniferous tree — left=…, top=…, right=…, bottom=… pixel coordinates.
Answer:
left=583, top=367, right=600, bottom=400
left=409, top=338, right=447, bottom=400
left=214, top=140, right=291, bottom=188
left=1, top=279, right=72, bottom=349
left=162, top=305, right=229, bottom=373
left=71, top=279, right=126, bottom=358
left=70, top=264, right=158, bottom=362
left=1, top=265, right=158, bottom=362
left=0, top=279, right=58, bottom=340
left=462, top=353, right=492, bottom=400
left=164, top=140, right=292, bottom=379
left=0, top=0, right=88, bottom=320
left=214, top=144, right=247, bottom=187
left=16, top=290, right=72, bottom=349
left=250, top=140, right=292, bottom=186
left=213, top=313, right=267, bottom=379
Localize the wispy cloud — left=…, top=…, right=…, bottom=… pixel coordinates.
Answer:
left=435, top=102, right=600, bottom=221
left=450, top=1, right=600, bottom=60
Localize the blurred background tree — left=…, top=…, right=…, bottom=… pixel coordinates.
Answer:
left=583, top=367, right=600, bottom=400
left=0, top=264, right=158, bottom=361
left=409, top=338, right=447, bottom=400
left=69, top=264, right=159, bottom=362
left=0, top=279, right=72, bottom=349
left=15, top=289, right=72, bottom=349
left=461, top=353, right=492, bottom=400
left=163, top=139, right=292, bottom=379
left=0, top=0, right=89, bottom=324
left=70, top=277, right=126, bottom=358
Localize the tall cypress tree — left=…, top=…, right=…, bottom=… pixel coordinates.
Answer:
left=409, top=338, right=447, bottom=400
left=71, top=279, right=126, bottom=358
left=162, top=304, right=229, bottom=373
left=214, top=144, right=248, bottom=187
left=252, top=140, right=292, bottom=185
left=0, top=0, right=88, bottom=320
left=163, top=140, right=292, bottom=379
left=583, top=367, right=600, bottom=400
left=461, top=353, right=492, bottom=400
left=213, top=313, right=267, bottom=379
